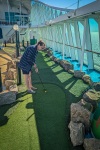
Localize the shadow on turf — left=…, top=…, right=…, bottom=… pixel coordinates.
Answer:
left=26, top=102, right=35, bottom=121
left=16, top=90, right=27, bottom=99
left=0, top=91, right=28, bottom=127
left=0, top=102, right=20, bottom=126
left=0, top=116, right=9, bottom=126
left=26, top=102, right=34, bottom=109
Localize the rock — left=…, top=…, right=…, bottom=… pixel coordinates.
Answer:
left=74, top=71, right=85, bottom=78
left=11, top=53, right=16, bottom=58
left=82, top=74, right=91, bottom=84
left=50, top=56, right=55, bottom=61
left=5, top=80, right=16, bottom=90
left=83, top=89, right=100, bottom=104
left=64, top=63, right=73, bottom=71
left=7, top=61, right=16, bottom=71
left=53, top=58, right=60, bottom=64
left=9, top=84, right=18, bottom=94
left=9, top=63, right=16, bottom=69
left=59, top=60, right=67, bottom=67
left=71, top=103, right=91, bottom=128
left=78, top=99, right=93, bottom=112
left=68, top=121, right=85, bottom=146
left=83, top=138, right=100, bottom=150
left=0, top=91, right=16, bottom=106
left=68, top=69, right=74, bottom=74
left=47, top=50, right=53, bottom=56
left=20, top=47, right=25, bottom=51
left=5, top=68, right=17, bottom=80
left=7, top=61, right=13, bottom=71
left=93, top=82, right=100, bottom=91
left=59, top=60, right=73, bottom=70
left=83, top=89, right=100, bottom=111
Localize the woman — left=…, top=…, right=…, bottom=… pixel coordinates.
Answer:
left=19, top=40, right=45, bottom=94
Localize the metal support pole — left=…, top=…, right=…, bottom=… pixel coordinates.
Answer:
left=4, top=40, right=6, bottom=47
left=0, top=68, right=2, bottom=92
left=15, top=29, right=21, bottom=85
left=27, top=41, right=29, bottom=47
left=15, top=30, right=20, bottom=57
left=80, top=19, right=87, bottom=71
left=62, top=23, right=66, bottom=60
left=22, top=39, right=24, bottom=47
left=20, top=2, right=22, bottom=26
left=16, top=62, right=21, bottom=85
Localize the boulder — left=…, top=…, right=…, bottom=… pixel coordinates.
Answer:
left=83, top=89, right=100, bottom=111
left=11, top=53, right=16, bottom=58
left=82, top=74, right=91, bottom=84
left=9, top=84, right=18, bottom=94
left=78, top=99, right=93, bottom=112
left=83, top=89, right=100, bottom=104
left=0, top=91, right=16, bottom=106
left=68, top=121, right=85, bottom=146
left=71, top=103, right=91, bottom=128
left=7, top=61, right=13, bottom=71
left=74, top=71, right=85, bottom=78
left=68, top=69, right=74, bottom=74
left=20, top=47, right=25, bottom=51
left=59, top=60, right=73, bottom=70
left=53, top=58, right=60, bottom=64
left=5, top=68, right=17, bottom=80
left=83, top=138, right=100, bottom=150
left=59, top=60, right=67, bottom=67
left=47, top=50, right=53, bottom=56
left=93, top=82, right=100, bottom=91
left=5, top=80, right=16, bottom=90
left=50, top=56, right=55, bottom=61
left=64, top=63, right=73, bottom=71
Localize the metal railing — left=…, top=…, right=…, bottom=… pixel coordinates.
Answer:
left=0, top=68, right=2, bottom=92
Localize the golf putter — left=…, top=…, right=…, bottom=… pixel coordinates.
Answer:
left=38, top=72, right=47, bottom=93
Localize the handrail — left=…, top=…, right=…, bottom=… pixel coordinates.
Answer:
left=7, top=27, right=26, bottom=40
left=44, top=38, right=100, bottom=55
left=6, top=27, right=13, bottom=36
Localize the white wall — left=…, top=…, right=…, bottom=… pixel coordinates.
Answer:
left=0, top=2, right=28, bottom=20
left=0, top=2, right=29, bottom=42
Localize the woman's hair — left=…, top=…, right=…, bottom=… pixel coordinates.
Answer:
left=37, top=40, right=45, bottom=46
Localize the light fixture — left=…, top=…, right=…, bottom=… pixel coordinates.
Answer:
left=13, top=24, right=19, bottom=57
left=13, top=24, right=19, bottom=31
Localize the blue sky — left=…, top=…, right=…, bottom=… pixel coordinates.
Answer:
left=40, top=0, right=95, bottom=9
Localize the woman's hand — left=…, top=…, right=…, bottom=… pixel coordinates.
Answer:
left=33, top=64, right=38, bottom=73
left=33, top=63, right=36, bottom=68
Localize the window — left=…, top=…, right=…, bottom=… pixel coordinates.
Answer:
left=89, top=18, right=100, bottom=70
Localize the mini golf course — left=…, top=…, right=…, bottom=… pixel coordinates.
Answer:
left=0, top=51, right=88, bottom=150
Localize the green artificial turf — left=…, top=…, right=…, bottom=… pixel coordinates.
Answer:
left=0, top=51, right=88, bottom=150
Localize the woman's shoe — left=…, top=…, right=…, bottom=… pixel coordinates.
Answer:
left=27, top=89, right=36, bottom=94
